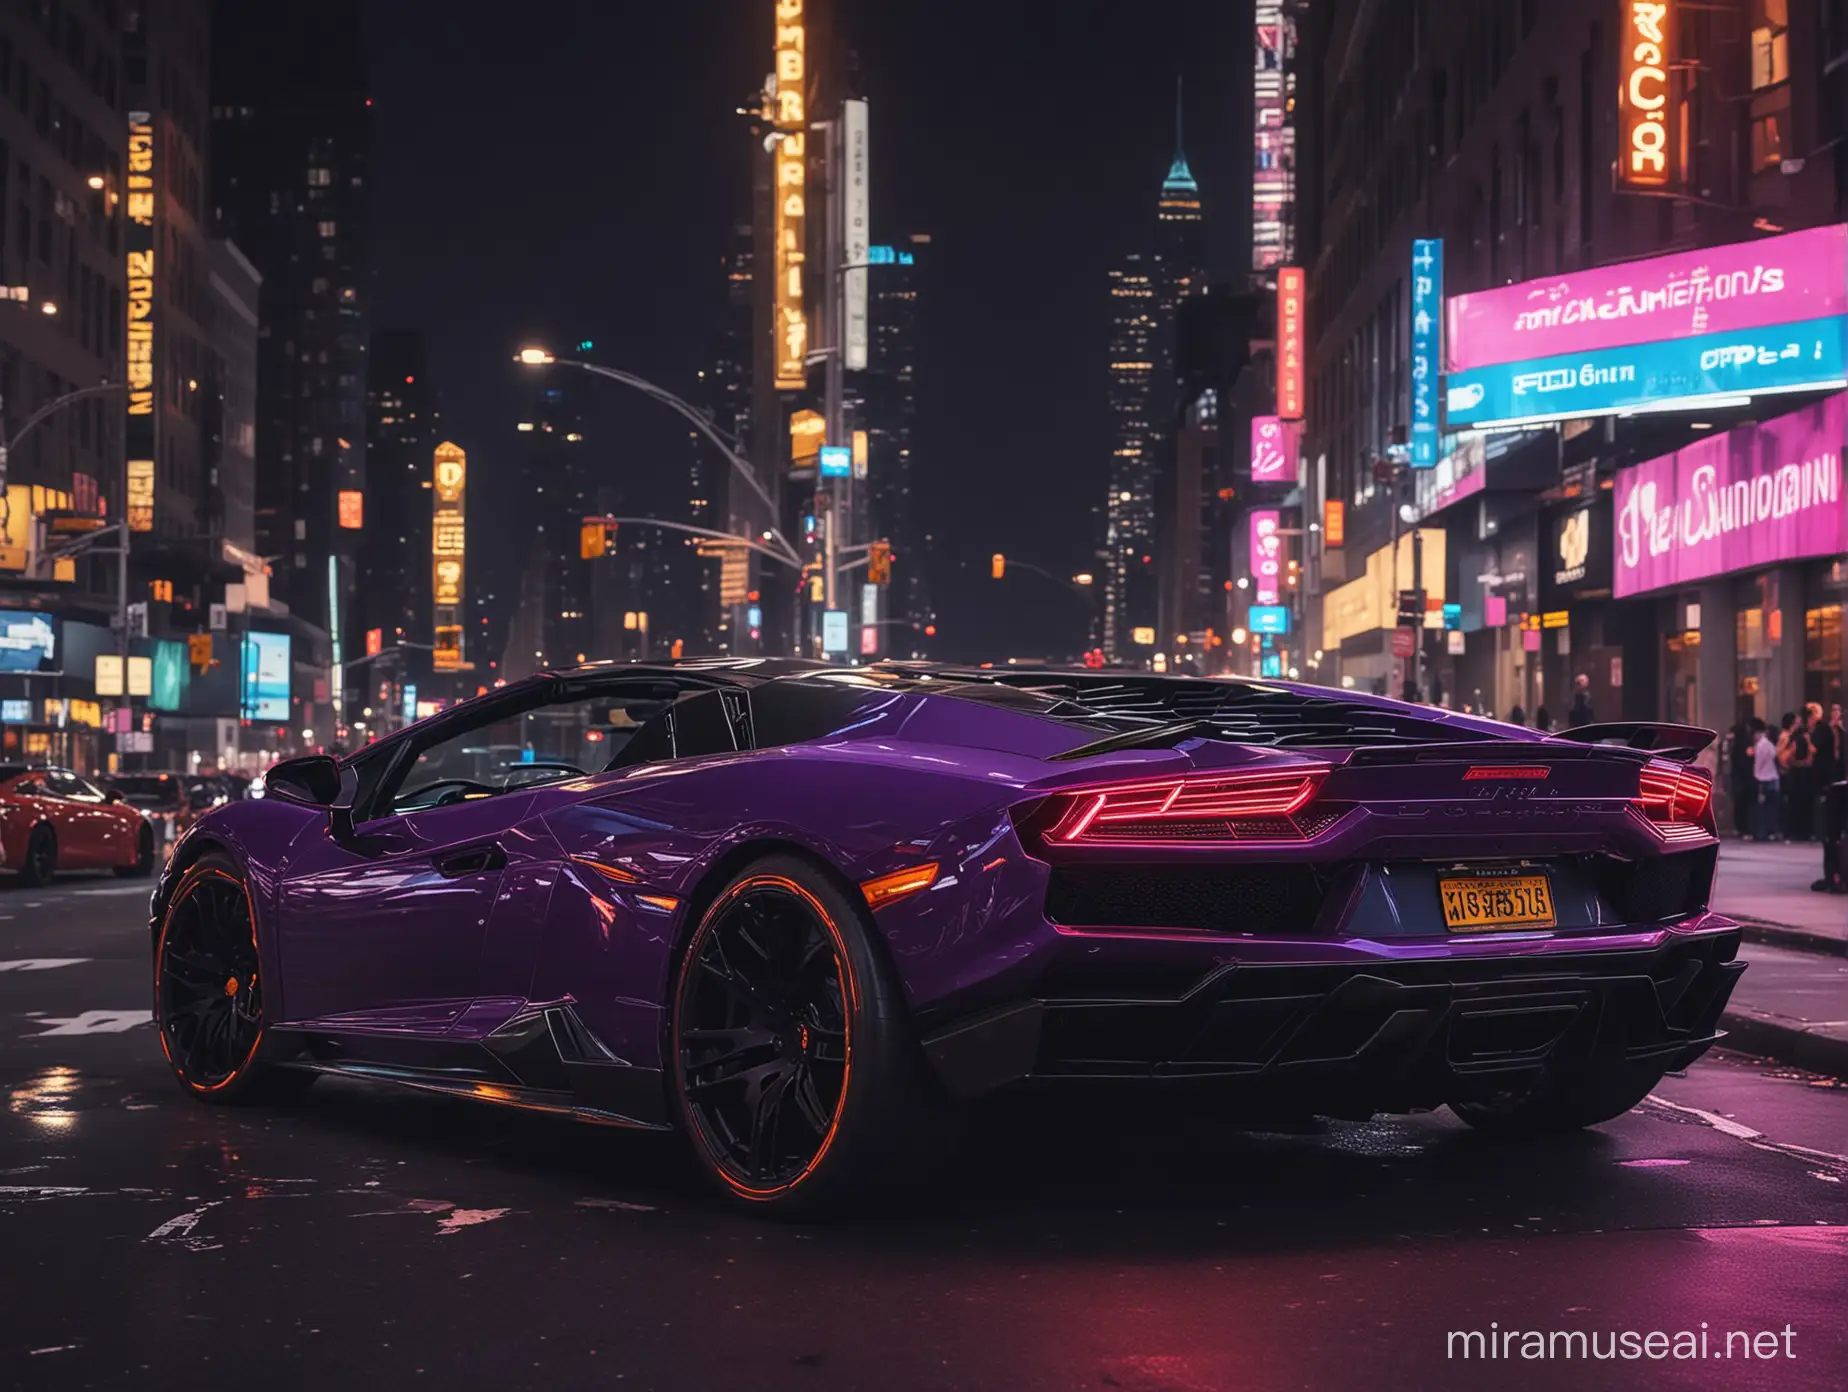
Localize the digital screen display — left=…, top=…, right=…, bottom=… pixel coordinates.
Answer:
left=1248, top=606, right=1291, bottom=635
left=0, top=611, right=56, bottom=673
left=1, top=699, right=30, bottom=723
left=240, top=632, right=291, bottom=722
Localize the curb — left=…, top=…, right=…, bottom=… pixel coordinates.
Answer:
left=1735, top=919, right=1848, bottom=958
left=1720, top=1006, right=1848, bottom=1082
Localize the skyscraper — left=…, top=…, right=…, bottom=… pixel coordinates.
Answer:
left=210, top=0, right=370, bottom=663
left=861, top=234, right=931, bottom=654
left=1103, top=94, right=1208, bottom=662
left=357, top=332, right=436, bottom=659
left=1103, top=253, right=1157, bottom=660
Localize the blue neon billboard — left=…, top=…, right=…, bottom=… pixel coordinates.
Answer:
left=1444, top=314, right=1848, bottom=429
left=240, top=632, right=291, bottom=722
left=819, top=446, right=851, bottom=478
left=1410, top=239, right=1443, bottom=467
left=1248, top=605, right=1291, bottom=635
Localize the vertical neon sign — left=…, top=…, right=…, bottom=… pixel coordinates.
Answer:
left=1410, top=238, right=1443, bottom=468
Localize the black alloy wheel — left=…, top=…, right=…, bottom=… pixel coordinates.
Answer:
left=674, top=875, right=853, bottom=1199
left=156, top=863, right=268, bottom=1095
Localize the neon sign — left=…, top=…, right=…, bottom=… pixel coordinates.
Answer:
left=772, top=0, right=808, bottom=390
left=1619, top=2, right=1673, bottom=190
left=1277, top=266, right=1305, bottom=419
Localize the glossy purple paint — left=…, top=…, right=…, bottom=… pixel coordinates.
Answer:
left=151, top=674, right=1734, bottom=1086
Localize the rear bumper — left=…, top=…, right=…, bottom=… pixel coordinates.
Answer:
left=918, top=921, right=1745, bottom=1116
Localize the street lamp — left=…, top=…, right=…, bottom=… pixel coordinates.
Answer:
left=513, top=346, right=800, bottom=570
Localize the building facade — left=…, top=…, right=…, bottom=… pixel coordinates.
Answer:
left=1293, top=0, right=1847, bottom=805
left=210, top=0, right=370, bottom=735
left=355, top=330, right=435, bottom=707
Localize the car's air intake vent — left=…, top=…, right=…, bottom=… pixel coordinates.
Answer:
left=1594, top=846, right=1716, bottom=922
left=1046, top=864, right=1328, bottom=934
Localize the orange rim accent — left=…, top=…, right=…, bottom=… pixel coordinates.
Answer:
left=673, top=874, right=856, bottom=1202
left=154, top=865, right=265, bottom=1094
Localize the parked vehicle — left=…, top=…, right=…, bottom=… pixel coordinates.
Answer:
left=1, top=764, right=156, bottom=884
left=149, top=661, right=1742, bottom=1215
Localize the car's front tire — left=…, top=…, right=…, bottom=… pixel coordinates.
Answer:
left=18, top=825, right=56, bottom=886
left=668, top=854, right=952, bottom=1217
left=1449, top=1062, right=1665, bottom=1137
left=115, top=824, right=155, bottom=879
left=154, top=852, right=312, bottom=1105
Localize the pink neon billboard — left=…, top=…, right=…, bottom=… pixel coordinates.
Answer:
left=1447, top=224, right=1848, bottom=373
left=1250, top=510, right=1283, bottom=605
left=1251, top=415, right=1295, bottom=484
left=1614, top=394, right=1846, bottom=598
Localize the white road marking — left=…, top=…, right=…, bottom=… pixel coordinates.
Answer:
left=27, top=1010, right=153, bottom=1036
left=0, top=1185, right=91, bottom=1199
left=575, top=1197, right=658, bottom=1212
left=1644, top=1094, right=1763, bottom=1140
left=146, top=1200, right=222, bottom=1250
left=0, top=959, right=91, bottom=973
left=73, top=884, right=157, bottom=898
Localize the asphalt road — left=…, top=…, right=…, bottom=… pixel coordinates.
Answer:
left=3, top=876, right=1845, bottom=1392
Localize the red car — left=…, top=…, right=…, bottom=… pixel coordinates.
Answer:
left=0, top=764, right=156, bottom=885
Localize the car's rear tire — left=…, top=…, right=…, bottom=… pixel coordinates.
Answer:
left=154, top=852, right=313, bottom=1105
left=668, top=854, right=954, bottom=1217
left=1449, top=1062, right=1665, bottom=1137
left=18, top=825, right=56, bottom=887
left=115, top=824, right=155, bottom=879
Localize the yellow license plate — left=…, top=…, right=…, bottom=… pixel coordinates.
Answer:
left=1439, top=873, right=1556, bottom=931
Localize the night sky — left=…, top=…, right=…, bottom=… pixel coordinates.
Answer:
left=367, top=0, right=1254, bottom=661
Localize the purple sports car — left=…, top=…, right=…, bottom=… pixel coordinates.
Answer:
left=149, top=660, right=1743, bottom=1214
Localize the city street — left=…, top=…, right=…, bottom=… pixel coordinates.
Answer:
left=3, top=874, right=1844, bottom=1391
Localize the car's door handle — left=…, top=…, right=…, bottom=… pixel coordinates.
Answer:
left=434, top=843, right=507, bottom=879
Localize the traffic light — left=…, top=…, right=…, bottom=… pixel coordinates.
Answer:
left=581, top=517, right=613, bottom=559
left=991, top=553, right=1005, bottom=580
left=149, top=578, right=173, bottom=602
left=868, top=540, right=892, bottom=585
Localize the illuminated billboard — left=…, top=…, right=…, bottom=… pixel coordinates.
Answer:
left=772, top=0, right=808, bottom=390
left=1410, top=240, right=1443, bottom=466
left=1276, top=266, right=1305, bottom=418
left=240, top=632, right=291, bottom=722
left=0, top=611, right=56, bottom=673
left=843, top=98, right=870, bottom=372
left=432, top=442, right=466, bottom=670
left=1252, top=3, right=1295, bottom=271
left=1614, top=394, right=1845, bottom=598
left=1445, top=316, right=1847, bottom=429
left=126, top=112, right=155, bottom=531
left=1618, top=2, right=1673, bottom=192
left=338, top=489, right=364, bottom=529
left=1250, top=510, right=1282, bottom=605
left=1447, top=225, right=1848, bottom=373
left=1250, top=416, right=1294, bottom=484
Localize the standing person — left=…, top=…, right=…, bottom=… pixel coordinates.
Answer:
left=1568, top=673, right=1595, bottom=728
left=1753, top=719, right=1782, bottom=842
left=1728, top=718, right=1757, bottom=838
left=1507, top=704, right=1527, bottom=728
left=1810, top=701, right=1840, bottom=788
left=1535, top=706, right=1553, bottom=733
left=1775, top=711, right=1810, bottom=840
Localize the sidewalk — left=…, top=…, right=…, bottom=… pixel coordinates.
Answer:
left=1720, top=942, right=1848, bottom=1081
left=1713, top=840, right=1845, bottom=952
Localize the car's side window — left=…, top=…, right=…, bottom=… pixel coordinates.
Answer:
left=47, top=771, right=99, bottom=802
left=379, top=683, right=716, bottom=817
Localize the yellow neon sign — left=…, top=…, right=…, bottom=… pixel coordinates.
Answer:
left=1618, top=2, right=1672, bottom=189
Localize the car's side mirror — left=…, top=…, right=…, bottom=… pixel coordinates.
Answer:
left=264, top=754, right=342, bottom=807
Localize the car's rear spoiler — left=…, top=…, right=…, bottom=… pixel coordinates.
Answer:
left=1550, top=722, right=1715, bottom=761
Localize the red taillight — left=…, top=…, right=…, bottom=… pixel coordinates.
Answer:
left=1634, top=763, right=1714, bottom=837
left=1045, top=768, right=1326, bottom=845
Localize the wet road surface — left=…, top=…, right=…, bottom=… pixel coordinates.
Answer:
left=3, top=876, right=1845, bottom=1391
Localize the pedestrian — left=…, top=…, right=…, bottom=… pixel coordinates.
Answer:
left=1811, top=700, right=1841, bottom=788
left=1776, top=711, right=1814, bottom=841
left=1535, top=705, right=1553, bottom=733
left=1507, top=704, right=1526, bottom=727
left=1568, top=673, right=1595, bottom=728
left=1728, top=718, right=1757, bottom=838
left=1752, top=718, right=1782, bottom=842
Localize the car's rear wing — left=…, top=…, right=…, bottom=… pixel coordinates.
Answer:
left=1549, top=722, right=1715, bottom=762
